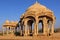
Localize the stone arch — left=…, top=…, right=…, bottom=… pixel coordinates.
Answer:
left=27, top=20, right=34, bottom=36
left=23, top=16, right=36, bottom=36
left=38, top=20, right=43, bottom=34
left=26, top=16, right=36, bottom=21
left=38, top=16, right=48, bottom=35
left=38, top=16, right=44, bottom=35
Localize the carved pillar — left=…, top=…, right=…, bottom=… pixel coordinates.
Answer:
left=19, top=23, right=22, bottom=35
left=34, top=16, right=38, bottom=36
left=43, top=17, right=48, bottom=35
left=22, top=26, right=25, bottom=35
left=20, top=26, right=22, bottom=36
left=6, top=26, right=9, bottom=35
left=51, top=21, right=54, bottom=34
left=11, top=27, right=13, bottom=33
left=24, top=20, right=28, bottom=36
left=2, top=27, right=5, bottom=35
left=14, top=27, right=15, bottom=33
left=36, top=20, right=38, bottom=35
left=28, top=26, right=30, bottom=35
left=20, top=24, right=22, bottom=36
left=34, top=23, right=36, bottom=35
left=10, top=27, right=12, bottom=34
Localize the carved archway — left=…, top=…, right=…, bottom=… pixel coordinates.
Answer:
left=23, top=16, right=36, bottom=36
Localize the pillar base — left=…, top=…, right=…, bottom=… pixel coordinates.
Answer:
left=43, top=33, right=47, bottom=36
left=50, top=32, right=54, bottom=35
left=33, top=33, right=38, bottom=36
left=24, top=34, right=28, bottom=36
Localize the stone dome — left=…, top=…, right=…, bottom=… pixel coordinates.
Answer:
left=5, top=20, right=9, bottom=24
left=3, top=20, right=10, bottom=26
left=27, top=1, right=52, bottom=13
left=20, top=1, right=55, bottom=21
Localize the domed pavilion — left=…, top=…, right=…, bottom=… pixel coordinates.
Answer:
left=19, top=1, right=56, bottom=36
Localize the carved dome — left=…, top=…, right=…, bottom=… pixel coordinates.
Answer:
left=5, top=20, right=9, bottom=24
left=27, top=2, right=52, bottom=12
left=3, top=20, right=10, bottom=26
left=20, top=1, right=55, bottom=21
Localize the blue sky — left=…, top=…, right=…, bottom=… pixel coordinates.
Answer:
left=0, top=0, right=60, bottom=30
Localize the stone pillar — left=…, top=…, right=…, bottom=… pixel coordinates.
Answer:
left=2, top=27, right=5, bottom=35
left=43, top=17, right=48, bottom=35
left=10, top=27, right=12, bottom=33
left=27, top=26, right=30, bottom=35
left=6, top=27, right=9, bottom=35
left=24, top=20, right=28, bottom=36
left=34, top=22, right=38, bottom=36
left=10, top=27, right=13, bottom=34
left=51, top=22, right=54, bottom=34
left=20, top=26, right=21, bottom=35
left=12, top=27, right=14, bottom=33
left=20, top=26, right=22, bottom=36
left=19, top=23, right=21, bottom=35
left=36, top=22, right=38, bottom=35
left=11, top=27, right=15, bottom=36
left=34, top=17, right=38, bottom=36
left=14, top=27, right=15, bottom=33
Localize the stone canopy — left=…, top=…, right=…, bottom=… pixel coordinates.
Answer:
left=20, top=2, right=55, bottom=22
left=19, top=2, right=56, bottom=36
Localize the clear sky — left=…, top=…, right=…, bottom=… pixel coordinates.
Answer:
left=0, top=0, right=60, bottom=30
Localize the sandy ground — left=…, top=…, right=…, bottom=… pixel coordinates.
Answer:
left=0, top=33, right=60, bottom=40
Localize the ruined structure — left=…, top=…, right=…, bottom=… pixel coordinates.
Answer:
left=2, top=1, right=56, bottom=36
